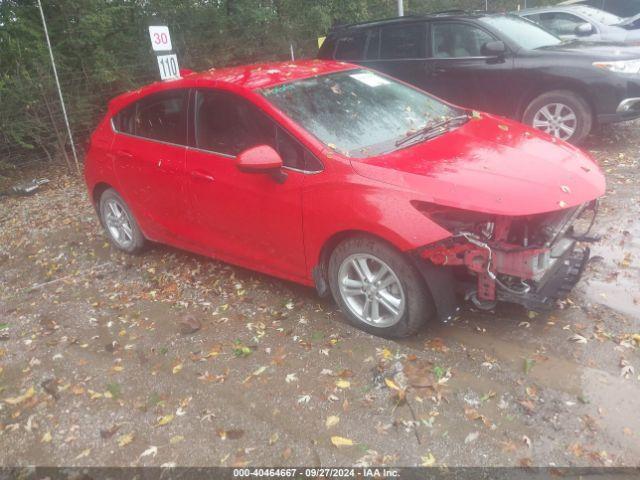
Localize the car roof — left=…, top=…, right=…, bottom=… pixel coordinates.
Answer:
left=109, top=59, right=355, bottom=111
left=520, top=4, right=612, bottom=17
left=188, top=59, right=354, bottom=90
left=329, top=10, right=489, bottom=32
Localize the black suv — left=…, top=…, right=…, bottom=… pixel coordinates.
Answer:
left=318, top=11, right=640, bottom=144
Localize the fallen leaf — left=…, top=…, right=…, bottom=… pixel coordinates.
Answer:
left=138, top=445, right=158, bottom=459
left=157, top=414, right=174, bottom=426
left=384, top=378, right=400, bottom=391
left=117, top=432, right=134, bottom=447
left=41, top=431, right=52, bottom=443
left=172, top=363, right=183, bottom=374
left=465, top=431, right=479, bottom=444
left=331, top=436, right=354, bottom=447
left=325, top=415, right=340, bottom=429
left=569, top=334, right=588, bottom=344
left=420, top=452, right=436, bottom=466
left=218, top=429, right=244, bottom=440
left=335, top=379, right=350, bottom=389
left=3, top=386, right=35, bottom=405
left=75, top=448, right=91, bottom=460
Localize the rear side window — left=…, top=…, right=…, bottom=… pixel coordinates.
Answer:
left=334, top=32, right=367, bottom=60
left=380, top=23, right=424, bottom=59
left=135, top=90, right=188, bottom=144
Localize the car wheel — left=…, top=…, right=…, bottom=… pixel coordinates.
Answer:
left=523, top=90, right=592, bottom=145
left=328, top=236, right=434, bottom=338
left=98, top=188, right=145, bottom=253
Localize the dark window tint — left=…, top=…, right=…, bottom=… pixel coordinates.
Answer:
left=276, top=128, right=323, bottom=172
left=365, top=28, right=380, bottom=59
left=113, top=104, right=136, bottom=135
left=195, top=89, right=320, bottom=170
left=135, top=90, right=188, bottom=144
left=195, top=90, right=274, bottom=156
left=334, top=33, right=367, bottom=60
left=380, top=23, right=423, bottom=59
left=432, top=23, right=494, bottom=58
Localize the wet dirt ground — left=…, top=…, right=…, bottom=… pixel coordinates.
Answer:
left=0, top=122, right=639, bottom=468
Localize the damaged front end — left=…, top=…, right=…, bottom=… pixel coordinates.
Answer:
left=414, top=201, right=599, bottom=321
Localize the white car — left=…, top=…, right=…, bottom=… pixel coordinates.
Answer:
left=518, top=5, right=640, bottom=44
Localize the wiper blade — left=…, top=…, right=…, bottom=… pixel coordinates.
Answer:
left=395, top=113, right=470, bottom=147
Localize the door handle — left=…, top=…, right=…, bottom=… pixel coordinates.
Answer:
left=190, top=170, right=215, bottom=182
left=115, top=150, right=134, bottom=160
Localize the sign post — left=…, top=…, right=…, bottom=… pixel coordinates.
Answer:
left=148, top=26, right=180, bottom=81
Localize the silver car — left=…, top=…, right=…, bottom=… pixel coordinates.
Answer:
left=518, top=5, right=640, bottom=44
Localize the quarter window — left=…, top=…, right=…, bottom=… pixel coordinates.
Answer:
left=432, top=23, right=495, bottom=58
left=380, top=23, right=424, bottom=59
left=334, top=33, right=367, bottom=60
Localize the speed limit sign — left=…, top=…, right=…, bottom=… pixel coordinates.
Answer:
left=148, top=26, right=172, bottom=52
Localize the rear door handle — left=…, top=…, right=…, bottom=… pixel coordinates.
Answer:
left=115, top=150, right=134, bottom=160
left=190, top=170, right=215, bottom=182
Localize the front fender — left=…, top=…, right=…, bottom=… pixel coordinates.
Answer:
left=303, top=180, right=452, bottom=280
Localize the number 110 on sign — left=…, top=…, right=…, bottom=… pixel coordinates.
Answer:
left=157, top=54, right=180, bottom=80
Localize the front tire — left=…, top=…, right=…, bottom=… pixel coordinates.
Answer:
left=98, top=188, right=145, bottom=254
left=328, top=236, right=434, bottom=338
left=522, top=90, right=592, bottom=145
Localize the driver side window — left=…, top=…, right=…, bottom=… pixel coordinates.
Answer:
left=194, top=89, right=322, bottom=172
left=431, top=23, right=495, bottom=58
left=533, top=12, right=589, bottom=36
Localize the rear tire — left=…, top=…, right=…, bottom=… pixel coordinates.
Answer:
left=328, top=236, right=434, bottom=338
left=98, top=188, right=145, bottom=254
left=522, top=90, right=592, bottom=145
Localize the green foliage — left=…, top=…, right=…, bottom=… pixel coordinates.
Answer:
left=0, top=0, right=534, bottom=171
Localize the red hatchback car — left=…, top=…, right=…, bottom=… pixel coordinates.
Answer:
left=85, top=59, right=605, bottom=337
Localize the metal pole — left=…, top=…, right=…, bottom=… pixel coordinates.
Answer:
left=37, top=0, right=80, bottom=175
left=290, top=43, right=295, bottom=61
left=485, top=0, right=489, bottom=11
left=397, top=0, right=404, bottom=16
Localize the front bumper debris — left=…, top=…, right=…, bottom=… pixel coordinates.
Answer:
left=417, top=204, right=597, bottom=320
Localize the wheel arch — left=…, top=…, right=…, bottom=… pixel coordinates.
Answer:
left=517, top=82, right=596, bottom=123
left=92, top=182, right=113, bottom=207
left=312, top=230, right=406, bottom=297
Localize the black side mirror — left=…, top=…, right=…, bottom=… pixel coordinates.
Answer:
left=575, top=23, right=594, bottom=36
left=481, top=41, right=506, bottom=57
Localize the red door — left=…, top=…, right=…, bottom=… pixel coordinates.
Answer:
left=111, top=89, right=189, bottom=240
left=185, top=89, right=308, bottom=281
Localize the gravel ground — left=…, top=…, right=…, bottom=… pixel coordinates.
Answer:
left=0, top=121, right=639, bottom=468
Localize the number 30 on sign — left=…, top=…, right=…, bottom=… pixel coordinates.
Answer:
left=149, top=26, right=172, bottom=52
left=157, top=54, right=180, bottom=81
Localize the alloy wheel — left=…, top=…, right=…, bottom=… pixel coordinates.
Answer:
left=532, top=103, right=577, bottom=141
left=103, top=198, right=134, bottom=249
left=337, top=253, right=406, bottom=328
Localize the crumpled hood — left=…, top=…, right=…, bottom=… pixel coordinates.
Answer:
left=350, top=114, right=606, bottom=216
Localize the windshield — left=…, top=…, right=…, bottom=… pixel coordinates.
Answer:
left=260, top=70, right=460, bottom=157
left=479, top=15, right=563, bottom=49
